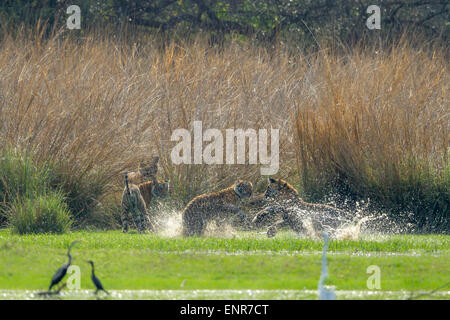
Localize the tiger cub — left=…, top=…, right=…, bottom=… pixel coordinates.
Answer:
left=127, top=156, right=159, bottom=185
left=182, top=181, right=253, bottom=237
left=121, top=177, right=170, bottom=233
left=121, top=172, right=153, bottom=233
left=252, top=178, right=349, bottom=237
left=137, top=178, right=170, bottom=207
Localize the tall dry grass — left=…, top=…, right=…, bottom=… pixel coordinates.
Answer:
left=294, top=43, right=449, bottom=231
left=0, top=28, right=447, bottom=231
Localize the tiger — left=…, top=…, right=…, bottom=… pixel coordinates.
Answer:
left=252, top=178, right=351, bottom=238
left=126, top=156, right=160, bottom=185
left=182, top=180, right=253, bottom=237
left=121, top=172, right=153, bottom=233
left=240, top=192, right=271, bottom=230
left=137, top=178, right=170, bottom=207
left=121, top=170, right=170, bottom=233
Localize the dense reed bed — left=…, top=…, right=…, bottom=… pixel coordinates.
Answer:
left=0, top=28, right=447, bottom=231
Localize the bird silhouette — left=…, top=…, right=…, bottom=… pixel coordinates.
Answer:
left=49, top=240, right=80, bottom=291
left=318, top=233, right=336, bottom=300
left=87, top=260, right=109, bottom=295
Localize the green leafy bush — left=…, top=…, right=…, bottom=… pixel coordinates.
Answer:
left=0, top=148, right=51, bottom=224
left=7, top=192, right=72, bottom=234
left=0, top=148, right=112, bottom=230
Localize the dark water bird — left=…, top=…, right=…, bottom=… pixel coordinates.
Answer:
left=37, top=283, right=67, bottom=297
left=87, top=260, right=109, bottom=295
left=48, top=240, right=80, bottom=291
left=318, top=233, right=335, bottom=300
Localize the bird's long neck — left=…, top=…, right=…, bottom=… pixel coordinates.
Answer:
left=67, top=242, right=76, bottom=265
left=90, top=264, right=95, bottom=274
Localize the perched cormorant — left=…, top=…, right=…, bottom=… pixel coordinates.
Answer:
left=87, top=260, right=109, bottom=295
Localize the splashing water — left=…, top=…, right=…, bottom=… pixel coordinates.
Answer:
left=334, top=217, right=370, bottom=240
left=150, top=196, right=414, bottom=240
left=301, top=217, right=318, bottom=238
left=204, top=222, right=238, bottom=238
left=156, top=210, right=182, bottom=238
left=152, top=207, right=239, bottom=238
left=260, top=197, right=413, bottom=240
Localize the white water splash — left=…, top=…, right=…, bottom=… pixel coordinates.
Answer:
left=265, top=196, right=414, bottom=240
left=334, top=217, right=370, bottom=240
left=151, top=196, right=412, bottom=240
left=153, top=208, right=239, bottom=238
left=156, top=211, right=182, bottom=238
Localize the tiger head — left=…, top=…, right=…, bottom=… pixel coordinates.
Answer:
left=139, top=156, right=159, bottom=179
left=234, top=180, right=253, bottom=199
left=151, top=178, right=170, bottom=198
left=251, top=206, right=278, bottom=227
left=264, top=177, right=298, bottom=200
left=252, top=178, right=298, bottom=227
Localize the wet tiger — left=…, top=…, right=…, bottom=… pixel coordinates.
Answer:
left=182, top=181, right=253, bottom=237
left=252, top=178, right=349, bottom=237
left=126, top=156, right=159, bottom=185
left=121, top=170, right=170, bottom=233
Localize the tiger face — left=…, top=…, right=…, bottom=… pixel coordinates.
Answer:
left=134, top=178, right=170, bottom=209
left=264, top=177, right=298, bottom=200
left=234, top=180, right=253, bottom=199
left=152, top=179, right=170, bottom=198
left=139, top=156, right=159, bottom=179
left=251, top=178, right=299, bottom=227
left=252, top=205, right=279, bottom=227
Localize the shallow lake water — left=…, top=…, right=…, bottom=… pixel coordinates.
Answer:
left=1, top=289, right=448, bottom=300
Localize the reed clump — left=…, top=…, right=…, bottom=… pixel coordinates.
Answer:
left=0, top=28, right=447, bottom=232
left=293, top=43, right=449, bottom=232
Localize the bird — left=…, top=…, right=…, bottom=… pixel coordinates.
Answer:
left=318, top=232, right=336, bottom=300
left=87, top=260, right=109, bottom=295
left=48, top=240, right=80, bottom=291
